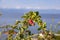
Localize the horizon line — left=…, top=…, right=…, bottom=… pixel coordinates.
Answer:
left=0, top=8, right=60, bottom=10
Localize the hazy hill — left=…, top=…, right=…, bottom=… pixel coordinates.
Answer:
left=0, top=9, right=60, bottom=14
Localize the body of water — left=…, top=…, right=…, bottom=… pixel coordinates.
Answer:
left=0, top=9, right=60, bottom=40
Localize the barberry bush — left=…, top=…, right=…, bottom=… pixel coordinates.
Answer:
left=0, top=11, right=55, bottom=40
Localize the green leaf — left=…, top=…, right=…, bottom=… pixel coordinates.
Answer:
left=35, top=11, right=39, bottom=15
left=37, top=20, right=42, bottom=24
left=31, top=15, right=36, bottom=19
left=20, top=27, right=25, bottom=34
left=39, top=20, right=42, bottom=23
left=29, top=11, right=33, bottom=14
left=43, top=22, right=47, bottom=28
left=22, top=26, right=28, bottom=30
left=38, top=27, right=41, bottom=30
left=21, top=16, right=27, bottom=18
left=38, top=16, right=41, bottom=18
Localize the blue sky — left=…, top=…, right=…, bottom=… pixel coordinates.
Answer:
left=0, top=0, right=60, bottom=9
